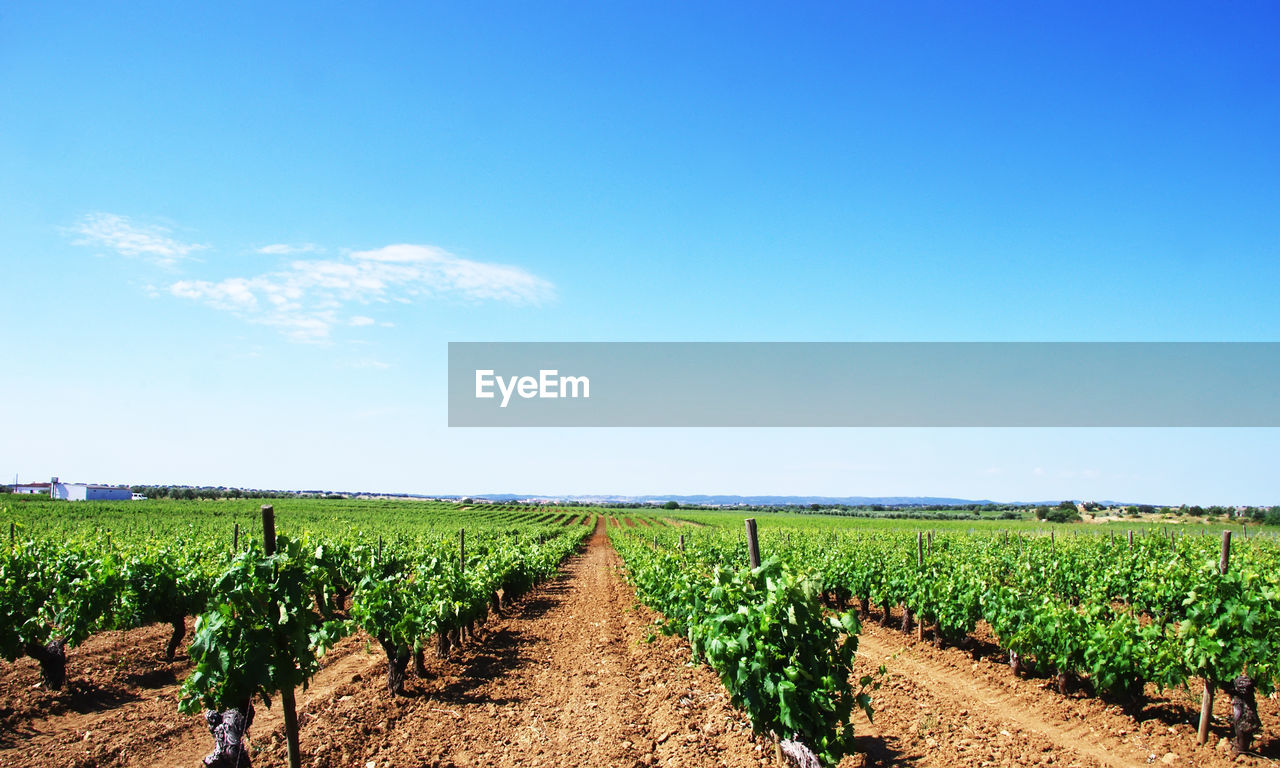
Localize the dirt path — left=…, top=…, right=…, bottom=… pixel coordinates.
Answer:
left=850, top=619, right=1274, bottom=768
left=253, top=516, right=766, bottom=768
left=3, top=519, right=768, bottom=768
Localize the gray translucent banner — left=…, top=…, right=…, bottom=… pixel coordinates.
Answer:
left=447, top=342, right=1280, bottom=427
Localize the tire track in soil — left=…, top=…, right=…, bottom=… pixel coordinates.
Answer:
left=853, top=622, right=1273, bottom=768
left=857, top=629, right=1137, bottom=768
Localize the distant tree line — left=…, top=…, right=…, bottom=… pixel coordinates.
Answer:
left=1110, top=504, right=1276, bottom=522
left=792, top=502, right=1024, bottom=521
left=128, top=486, right=345, bottom=501
left=526, top=500, right=722, bottom=511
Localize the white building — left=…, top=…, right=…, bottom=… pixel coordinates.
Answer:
left=12, top=482, right=51, bottom=494
left=49, top=478, right=133, bottom=501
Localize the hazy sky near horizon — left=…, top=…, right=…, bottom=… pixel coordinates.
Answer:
left=2, top=3, right=1277, bottom=504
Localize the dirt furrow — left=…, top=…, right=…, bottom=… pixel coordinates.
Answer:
left=852, top=620, right=1273, bottom=768
left=857, top=630, right=1137, bottom=767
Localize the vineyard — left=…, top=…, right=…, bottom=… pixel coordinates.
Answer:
left=1, top=497, right=1278, bottom=767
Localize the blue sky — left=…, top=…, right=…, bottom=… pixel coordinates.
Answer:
left=1, top=2, right=1277, bottom=504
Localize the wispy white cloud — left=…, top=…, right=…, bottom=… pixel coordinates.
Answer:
left=257, top=243, right=320, bottom=255
left=70, top=213, right=206, bottom=267
left=170, top=243, right=554, bottom=343
left=170, top=277, right=258, bottom=309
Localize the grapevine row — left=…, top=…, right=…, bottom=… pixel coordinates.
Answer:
left=789, top=528, right=1280, bottom=753
left=610, top=524, right=877, bottom=768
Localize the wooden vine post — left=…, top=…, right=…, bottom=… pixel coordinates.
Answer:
left=679, top=534, right=685, bottom=553
left=460, top=528, right=468, bottom=642
left=261, top=505, right=302, bottom=768
left=742, top=518, right=786, bottom=766
left=916, top=532, right=925, bottom=641
left=1197, top=530, right=1232, bottom=746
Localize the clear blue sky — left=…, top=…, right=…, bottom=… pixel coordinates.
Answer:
left=2, top=2, right=1277, bottom=504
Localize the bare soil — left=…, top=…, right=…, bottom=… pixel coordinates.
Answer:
left=848, top=610, right=1279, bottom=767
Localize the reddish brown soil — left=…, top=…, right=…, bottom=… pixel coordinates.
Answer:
left=0, top=617, right=205, bottom=767
left=848, top=610, right=1279, bottom=767
left=0, top=520, right=767, bottom=768
left=0, top=620, right=190, bottom=732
